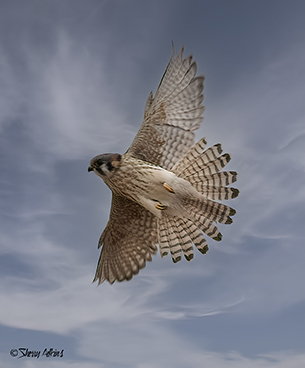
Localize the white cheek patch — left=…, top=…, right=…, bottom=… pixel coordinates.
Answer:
left=101, top=163, right=111, bottom=175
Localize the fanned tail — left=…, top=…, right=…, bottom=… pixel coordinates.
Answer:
left=172, top=137, right=239, bottom=202
left=158, top=138, right=239, bottom=263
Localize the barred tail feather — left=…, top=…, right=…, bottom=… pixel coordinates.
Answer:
left=172, top=137, right=207, bottom=175
left=169, top=217, right=194, bottom=261
left=157, top=216, right=209, bottom=263
left=189, top=213, right=223, bottom=241
left=199, top=171, right=238, bottom=187
left=184, top=153, right=231, bottom=183
left=157, top=217, right=170, bottom=258
left=179, top=218, right=209, bottom=255
left=185, top=197, right=236, bottom=224
left=165, top=217, right=183, bottom=263
left=196, top=186, right=239, bottom=201
left=173, top=142, right=224, bottom=179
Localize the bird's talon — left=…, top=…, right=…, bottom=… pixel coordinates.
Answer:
left=156, top=203, right=167, bottom=210
left=163, top=182, right=175, bottom=193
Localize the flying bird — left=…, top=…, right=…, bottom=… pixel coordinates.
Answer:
left=88, top=46, right=239, bottom=284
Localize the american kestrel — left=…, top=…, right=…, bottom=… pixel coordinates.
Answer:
left=88, top=46, right=239, bottom=284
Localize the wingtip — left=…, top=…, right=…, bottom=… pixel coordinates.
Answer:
left=171, top=40, right=175, bottom=56
left=92, top=275, right=104, bottom=286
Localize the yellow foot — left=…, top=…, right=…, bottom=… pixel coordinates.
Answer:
left=156, top=203, right=167, bottom=210
left=163, top=182, right=175, bottom=193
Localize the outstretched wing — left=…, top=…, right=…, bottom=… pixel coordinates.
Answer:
left=93, top=194, right=157, bottom=284
left=126, top=46, right=205, bottom=170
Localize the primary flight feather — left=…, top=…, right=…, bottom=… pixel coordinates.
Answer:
left=88, top=46, right=239, bottom=284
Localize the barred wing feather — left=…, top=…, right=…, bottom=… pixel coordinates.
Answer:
left=127, top=46, right=205, bottom=170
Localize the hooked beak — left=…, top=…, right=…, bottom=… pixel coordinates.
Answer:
left=88, top=166, right=94, bottom=172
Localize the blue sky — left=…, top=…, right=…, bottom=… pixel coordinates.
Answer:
left=0, top=0, right=304, bottom=367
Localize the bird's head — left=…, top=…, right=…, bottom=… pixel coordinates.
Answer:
left=88, top=153, right=122, bottom=179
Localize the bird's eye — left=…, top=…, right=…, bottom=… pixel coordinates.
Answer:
left=96, top=159, right=104, bottom=166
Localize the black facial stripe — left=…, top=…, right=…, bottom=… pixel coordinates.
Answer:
left=96, top=167, right=105, bottom=176
left=106, top=162, right=114, bottom=171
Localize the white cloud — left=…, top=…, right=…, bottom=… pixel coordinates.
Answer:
left=0, top=49, right=26, bottom=133
left=1, top=31, right=136, bottom=164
